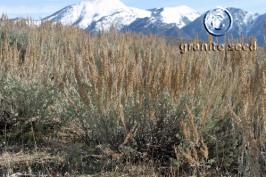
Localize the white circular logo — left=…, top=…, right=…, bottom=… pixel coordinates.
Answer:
left=204, top=7, right=233, bottom=36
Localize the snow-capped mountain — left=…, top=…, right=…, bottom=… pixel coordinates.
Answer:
left=43, top=0, right=151, bottom=30
left=43, top=0, right=266, bottom=46
left=160, top=5, right=200, bottom=28
left=227, top=8, right=259, bottom=36
left=247, top=13, right=266, bottom=45
left=181, top=8, right=260, bottom=41
left=43, top=0, right=200, bottom=31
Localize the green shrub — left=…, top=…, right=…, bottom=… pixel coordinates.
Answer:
left=0, top=78, right=60, bottom=146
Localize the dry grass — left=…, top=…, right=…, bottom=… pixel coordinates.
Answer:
left=0, top=151, right=64, bottom=176
left=0, top=18, right=265, bottom=176
left=0, top=151, right=64, bottom=168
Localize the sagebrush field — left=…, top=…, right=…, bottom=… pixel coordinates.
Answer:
left=0, top=17, right=266, bottom=177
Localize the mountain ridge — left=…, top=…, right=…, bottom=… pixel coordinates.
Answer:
left=43, top=0, right=200, bottom=30
left=43, top=0, right=266, bottom=45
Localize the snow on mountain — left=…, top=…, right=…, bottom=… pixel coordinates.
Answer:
left=243, top=11, right=259, bottom=34
left=181, top=7, right=262, bottom=45
left=247, top=13, right=266, bottom=46
left=225, top=8, right=258, bottom=36
left=43, top=0, right=200, bottom=30
left=160, top=5, right=200, bottom=28
left=89, top=7, right=151, bottom=30
left=244, top=12, right=259, bottom=25
left=43, top=0, right=265, bottom=45
left=44, top=0, right=151, bottom=30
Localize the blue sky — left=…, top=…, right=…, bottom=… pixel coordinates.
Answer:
left=0, top=0, right=265, bottom=19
